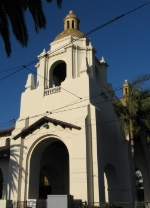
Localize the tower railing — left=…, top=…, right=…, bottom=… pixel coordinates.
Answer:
left=44, top=86, right=61, bottom=96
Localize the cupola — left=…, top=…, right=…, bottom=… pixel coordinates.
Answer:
left=123, top=79, right=129, bottom=97
left=54, top=10, right=85, bottom=41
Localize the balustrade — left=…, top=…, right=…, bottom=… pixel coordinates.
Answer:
left=44, top=86, right=61, bottom=96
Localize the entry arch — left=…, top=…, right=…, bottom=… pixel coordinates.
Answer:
left=25, top=134, right=69, bottom=200
left=104, top=163, right=119, bottom=202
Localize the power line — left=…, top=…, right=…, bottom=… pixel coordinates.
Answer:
left=0, top=67, right=24, bottom=82
left=0, top=2, right=150, bottom=127
left=23, top=1, right=150, bottom=68
left=1, top=80, right=150, bottom=128
left=25, top=66, right=82, bottom=99
left=1, top=2, right=150, bottom=74
left=0, top=66, right=22, bottom=74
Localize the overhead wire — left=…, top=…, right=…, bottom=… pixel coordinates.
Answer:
left=0, top=2, right=150, bottom=128
left=1, top=78, right=150, bottom=129
left=0, top=1, right=150, bottom=73
left=25, top=66, right=82, bottom=99
left=0, top=67, right=24, bottom=82
left=1, top=87, right=150, bottom=130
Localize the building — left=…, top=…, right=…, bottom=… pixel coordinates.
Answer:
left=0, top=11, right=150, bottom=204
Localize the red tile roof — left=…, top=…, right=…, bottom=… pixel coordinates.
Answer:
left=13, top=116, right=81, bottom=140
left=0, top=128, right=14, bottom=137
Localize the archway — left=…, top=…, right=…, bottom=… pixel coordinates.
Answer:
left=49, top=61, right=66, bottom=87
left=104, top=164, right=119, bottom=202
left=135, top=169, right=144, bottom=202
left=0, top=168, right=3, bottom=199
left=135, top=139, right=150, bottom=201
left=28, top=138, right=69, bottom=199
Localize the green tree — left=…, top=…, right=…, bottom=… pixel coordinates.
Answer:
left=0, top=0, right=62, bottom=57
left=110, top=78, right=150, bottom=201
left=113, top=79, right=150, bottom=146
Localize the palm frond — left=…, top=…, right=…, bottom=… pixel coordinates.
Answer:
left=1, top=0, right=62, bottom=56
left=46, top=0, right=62, bottom=8
left=28, top=0, right=46, bottom=32
left=2, top=0, right=28, bottom=47
left=112, top=75, right=150, bottom=143
left=0, top=2, right=11, bottom=56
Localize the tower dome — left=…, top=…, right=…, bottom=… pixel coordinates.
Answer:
left=54, top=10, right=86, bottom=41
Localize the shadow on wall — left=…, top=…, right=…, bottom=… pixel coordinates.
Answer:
left=8, top=144, right=27, bottom=198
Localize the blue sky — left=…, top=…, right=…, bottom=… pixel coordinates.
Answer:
left=0, top=0, right=150, bottom=129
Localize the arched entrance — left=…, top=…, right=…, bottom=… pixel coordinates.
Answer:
left=135, top=139, right=150, bottom=201
left=104, top=164, right=119, bottom=202
left=28, top=138, right=69, bottom=199
left=49, top=61, right=66, bottom=87
left=135, top=169, right=144, bottom=201
left=0, top=168, right=3, bottom=199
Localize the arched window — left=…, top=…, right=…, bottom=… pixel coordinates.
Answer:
left=40, top=174, right=49, bottom=187
left=51, top=62, right=66, bottom=87
left=5, top=138, right=10, bottom=147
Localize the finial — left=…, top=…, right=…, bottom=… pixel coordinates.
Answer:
left=69, top=10, right=73, bottom=14
left=100, top=56, right=105, bottom=63
left=25, top=74, right=35, bottom=91
left=100, top=56, right=109, bottom=67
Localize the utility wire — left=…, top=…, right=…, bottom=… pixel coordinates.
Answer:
left=25, top=66, right=82, bottom=99
left=0, top=67, right=24, bottom=82
left=3, top=87, right=150, bottom=128
left=1, top=2, right=150, bottom=74
left=1, top=80, right=150, bottom=127
left=25, top=1, right=150, bottom=67
left=1, top=2, right=150, bottom=127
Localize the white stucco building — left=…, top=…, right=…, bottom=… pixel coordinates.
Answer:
left=0, top=11, right=150, bottom=205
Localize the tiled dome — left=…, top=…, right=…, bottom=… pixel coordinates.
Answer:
left=55, top=29, right=85, bottom=41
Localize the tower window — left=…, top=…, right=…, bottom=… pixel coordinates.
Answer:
left=125, top=88, right=128, bottom=95
left=72, top=21, right=74, bottom=29
left=67, top=21, right=69, bottom=29
left=51, top=62, right=66, bottom=87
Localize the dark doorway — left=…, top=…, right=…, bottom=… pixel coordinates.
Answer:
left=29, top=138, right=69, bottom=199
left=0, top=169, right=3, bottom=199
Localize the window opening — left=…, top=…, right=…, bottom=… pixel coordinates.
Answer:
left=40, top=174, right=49, bottom=186
left=72, top=21, right=74, bottom=29
left=51, top=62, right=66, bottom=87
left=39, top=173, right=51, bottom=199
left=67, top=21, right=69, bottom=29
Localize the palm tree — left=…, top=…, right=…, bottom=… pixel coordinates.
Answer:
left=0, top=0, right=62, bottom=57
left=111, top=78, right=150, bottom=201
